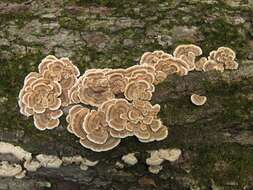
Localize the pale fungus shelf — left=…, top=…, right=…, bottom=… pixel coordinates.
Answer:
left=146, top=148, right=182, bottom=174
left=0, top=142, right=99, bottom=178
left=121, top=153, right=138, bottom=166
left=0, top=161, right=25, bottom=179
left=190, top=94, right=207, bottom=106
left=18, top=44, right=239, bottom=152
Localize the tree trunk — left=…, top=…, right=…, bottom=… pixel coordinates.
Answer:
left=0, top=0, right=252, bottom=190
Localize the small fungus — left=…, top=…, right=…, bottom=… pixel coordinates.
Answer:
left=146, top=148, right=182, bottom=174
left=148, top=165, right=163, bottom=174
left=121, top=153, right=138, bottom=165
left=36, top=154, right=63, bottom=168
left=146, top=151, right=164, bottom=166
left=0, top=142, right=32, bottom=161
left=140, top=50, right=172, bottom=66
left=208, top=47, right=238, bottom=70
left=62, top=155, right=98, bottom=170
left=191, top=94, right=207, bottom=106
left=0, top=161, right=25, bottom=178
left=24, top=159, right=41, bottom=172
left=158, top=148, right=182, bottom=162
left=173, top=44, right=202, bottom=71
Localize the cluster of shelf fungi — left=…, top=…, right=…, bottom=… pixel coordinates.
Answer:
left=18, top=44, right=238, bottom=152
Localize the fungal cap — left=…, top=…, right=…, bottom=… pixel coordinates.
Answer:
left=158, top=148, right=182, bottom=162
left=0, top=142, right=32, bottom=161
left=80, top=137, right=121, bottom=152
left=24, top=159, right=41, bottom=172
left=146, top=151, right=164, bottom=166
left=0, top=161, right=23, bottom=177
left=173, top=44, right=202, bottom=58
left=122, top=153, right=138, bottom=165
left=203, top=60, right=224, bottom=72
left=124, top=80, right=154, bottom=101
left=33, top=110, right=63, bottom=130
left=36, top=154, right=63, bottom=168
left=148, top=165, right=163, bottom=174
left=190, top=94, right=207, bottom=106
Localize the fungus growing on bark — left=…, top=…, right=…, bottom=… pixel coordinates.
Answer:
left=18, top=72, right=63, bottom=130
left=173, top=44, right=202, bottom=71
left=124, top=80, right=154, bottom=101
left=36, top=154, right=63, bottom=168
left=136, top=120, right=168, bottom=143
left=140, top=50, right=172, bottom=66
left=0, top=142, right=32, bottom=161
left=38, top=56, right=80, bottom=106
left=34, top=109, right=63, bottom=130
left=190, top=94, right=207, bottom=106
left=62, top=155, right=98, bottom=170
left=19, top=44, right=239, bottom=152
left=24, top=159, right=41, bottom=172
left=74, top=71, right=114, bottom=107
left=67, top=105, right=121, bottom=152
left=146, top=151, right=164, bottom=166
left=126, top=65, right=156, bottom=84
left=202, top=60, right=224, bottom=72
left=105, top=69, right=128, bottom=94
left=155, top=57, right=189, bottom=78
left=0, top=161, right=25, bottom=178
left=146, top=148, right=182, bottom=174
left=208, top=47, right=238, bottom=70
left=158, top=148, right=182, bottom=162
left=102, top=99, right=134, bottom=139
left=122, top=153, right=138, bottom=165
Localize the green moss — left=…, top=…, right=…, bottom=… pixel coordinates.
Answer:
left=192, top=143, right=253, bottom=188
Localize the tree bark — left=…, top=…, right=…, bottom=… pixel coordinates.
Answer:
left=0, top=0, right=252, bottom=190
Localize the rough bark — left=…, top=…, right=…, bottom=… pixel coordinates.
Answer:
left=0, top=0, right=252, bottom=190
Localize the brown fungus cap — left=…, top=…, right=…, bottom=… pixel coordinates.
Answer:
left=202, top=60, right=224, bottom=72
left=67, top=104, right=121, bottom=152
left=38, top=56, right=80, bottom=106
left=129, top=70, right=155, bottom=85
left=124, top=80, right=155, bottom=101
left=105, top=70, right=128, bottom=94
left=103, top=99, right=134, bottom=138
left=68, top=81, right=81, bottom=104
left=105, top=99, right=130, bottom=131
left=34, top=109, right=63, bottom=130
left=126, top=65, right=156, bottom=81
left=154, top=57, right=189, bottom=84
left=194, top=57, right=207, bottom=71
left=134, top=119, right=168, bottom=143
left=173, top=44, right=202, bottom=71
left=190, top=94, right=207, bottom=106
left=19, top=72, right=62, bottom=117
left=82, top=110, right=121, bottom=151
left=140, top=50, right=172, bottom=66
left=77, top=71, right=114, bottom=107
left=208, top=47, right=238, bottom=70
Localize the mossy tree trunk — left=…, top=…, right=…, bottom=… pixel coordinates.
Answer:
left=0, top=0, right=252, bottom=190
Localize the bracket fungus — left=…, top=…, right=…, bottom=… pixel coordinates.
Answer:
left=18, top=44, right=239, bottom=152
left=190, top=94, right=207, bottom=106
left=121, top=153, right=138, bottom=166
left=146, top=148, right=182, bottom=174
left=0, top=161, right=25, bottom=179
